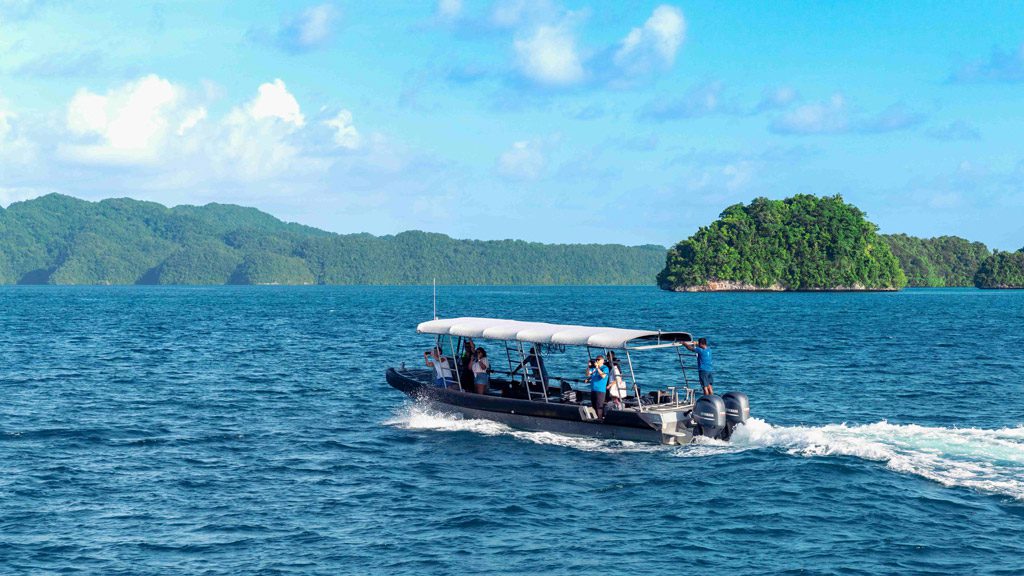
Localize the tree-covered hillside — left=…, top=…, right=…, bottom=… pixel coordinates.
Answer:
left=881, top=234, right=991, bottom=287
left=0, top=194, right=665, bottom=285
left=657, top=195, right=906, bottom=291
left=974, top=248, right=1024, bottom=289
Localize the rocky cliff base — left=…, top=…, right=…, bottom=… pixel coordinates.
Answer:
left=670, top=280, right=900, bottom=292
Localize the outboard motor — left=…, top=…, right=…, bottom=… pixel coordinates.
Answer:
left=693, top=394, right=726, bottom=440
left=721, top=391, right=750, bottom=440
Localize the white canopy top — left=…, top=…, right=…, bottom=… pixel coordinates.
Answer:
left=416, top=317, right=692, bottom=350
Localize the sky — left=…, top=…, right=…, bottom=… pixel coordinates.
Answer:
left=1, top=1, right=1023, bottom=249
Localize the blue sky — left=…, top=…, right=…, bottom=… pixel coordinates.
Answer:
left=1, top=1, right=1023, bottom=249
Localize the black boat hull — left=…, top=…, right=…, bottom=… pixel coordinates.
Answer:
left=386, top=367, right=694, bottom=444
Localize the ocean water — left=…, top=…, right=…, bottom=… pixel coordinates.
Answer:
left=1, top=286, right=1023, bottom=575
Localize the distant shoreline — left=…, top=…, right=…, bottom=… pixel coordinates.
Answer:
left=1, top=284, right=1016, bottom=290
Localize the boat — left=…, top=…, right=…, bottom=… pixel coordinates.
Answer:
left=386, top=317, right=751, bottom=445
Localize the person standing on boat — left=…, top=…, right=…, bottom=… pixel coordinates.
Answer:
left=459, top=339, right=477, bottom=392
left=587, top=355, right=610, bottom=418
left=511, top=346, right=549, bottom=388
left=471, top=347, right=490, bottom=395
left=424, top=347, right=454, bottom=388
left=607, top=359, right=627, bottom=410
left=606, top=350, right=618, bottom=372
left=683, top=338, right=714, bottom=396
left=605, top=351, right=625, bottom=406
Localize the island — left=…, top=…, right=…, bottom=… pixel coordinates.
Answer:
left=0, top=194, right=664, bottom=286
left=657, top=195, right=907, bottom=292
left=1, top=193, right=1017, bottom=289
left=974, top=249, right=1024, bottom=289
left=881, top=234, right=991, bottom=287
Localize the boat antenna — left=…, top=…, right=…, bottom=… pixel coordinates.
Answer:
left=433, top=277, right=437, bottom=320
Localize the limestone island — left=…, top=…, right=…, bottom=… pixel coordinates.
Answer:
left=657, top=194, right=907, bottom=292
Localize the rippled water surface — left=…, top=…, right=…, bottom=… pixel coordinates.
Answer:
left=1, top=286, right=1023, bottom=575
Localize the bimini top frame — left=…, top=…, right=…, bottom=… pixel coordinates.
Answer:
left=417, top=317, right=692, bottom=350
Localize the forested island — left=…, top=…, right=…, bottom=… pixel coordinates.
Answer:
left=973, top=249, right=1024, bottom=289
left=0, top=194, right=664, bottom=285
left=657, top=195, right=1024, bottom=291
left=1, top=193, right=1019, bottom=289
left=880, top=234, right=991, bottom=287
left=657, top=195, right=907, bottom=291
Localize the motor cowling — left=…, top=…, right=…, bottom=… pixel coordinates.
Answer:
left=722, top=391, right=750, bottom=426
left=693, top=394, right=726, bottom=439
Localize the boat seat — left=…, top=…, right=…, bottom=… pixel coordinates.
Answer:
left=557, top=380, right=577, bottom=403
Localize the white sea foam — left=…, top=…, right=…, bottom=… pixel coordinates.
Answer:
left=384, top=405, right=663, bottom=453
left=729, top=418, right=1024, bottom=501
left=387, top=406, right=1024, bottom=500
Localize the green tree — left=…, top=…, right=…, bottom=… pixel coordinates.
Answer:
left=658, top=195, right=907, bottom=291
left=881, top=234, right=990, bottom=287
left=229, top=252, right=315, bottom=285
left=974, top=250, right=1024, bottom=288
left=146, top=240, right=242, bottom=285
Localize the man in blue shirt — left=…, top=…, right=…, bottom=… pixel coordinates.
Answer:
left=683, top=337, right=714, bottom=396
left=586, top=355, right=610, bottom=418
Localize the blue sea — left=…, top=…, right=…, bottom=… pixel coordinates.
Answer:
left=1, top=286, right=1023, bottom=575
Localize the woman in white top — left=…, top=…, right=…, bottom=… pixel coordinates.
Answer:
left=471, top=348, right=490, bottom=394
left=608, top=359, right=627, bottom=410
left=424, top=347, right=454, bottom=387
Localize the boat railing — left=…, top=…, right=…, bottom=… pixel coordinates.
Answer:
left=483, top=369, right=696, bottom=410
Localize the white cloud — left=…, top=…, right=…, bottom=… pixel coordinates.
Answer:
left=324, top=109, right=361, bottom=149
left=251, top=3, right=339, bottom=53
left=177, top=107, right=207, bottom=136
left=436, top=0, right=462, bottom=20
left=246, top=79, right=305, bottom=126
left=684, top=161, right=758, bottom=194
left=214, top=112, right=304, bottom=182
left=754, top=86, right=798, bottom=112
left=63, top=74, right=201, bottom=165
left=770, top=95, right=925, bottom=135
left=614, top=5, right=685, bottom=75
left=0, top=101, right=36, bottom=165
left=497, top=139, right=546, bottom=180
left=295, top=4, right=336, bottom=47
left=0, top=109, right=13, bottom=141
left=514, top=23, right=584, bottom=86
left=0, top=187, right=44, bottom=207
left=491, top=0, right=557, bottom=28
left=52, top=75, right=362, bottom=185
left=770, top=94, right=849, bottom=134
left=213, top=79, right=312, bottom=181
left=639, top=81, right=732, bottom=120
left=3, top=74, right=438, bottom=225
left=858, top=103, right=925, bottom=133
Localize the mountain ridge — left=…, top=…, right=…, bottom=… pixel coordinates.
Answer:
left=0, top=194, right=666, bottom=285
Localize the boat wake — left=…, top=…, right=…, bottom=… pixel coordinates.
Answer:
left=384, top=405, right=663, bottom=453
left=727, top=418, right=1024, bottom=501
left=386, top=406, right=1024, bottom=500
